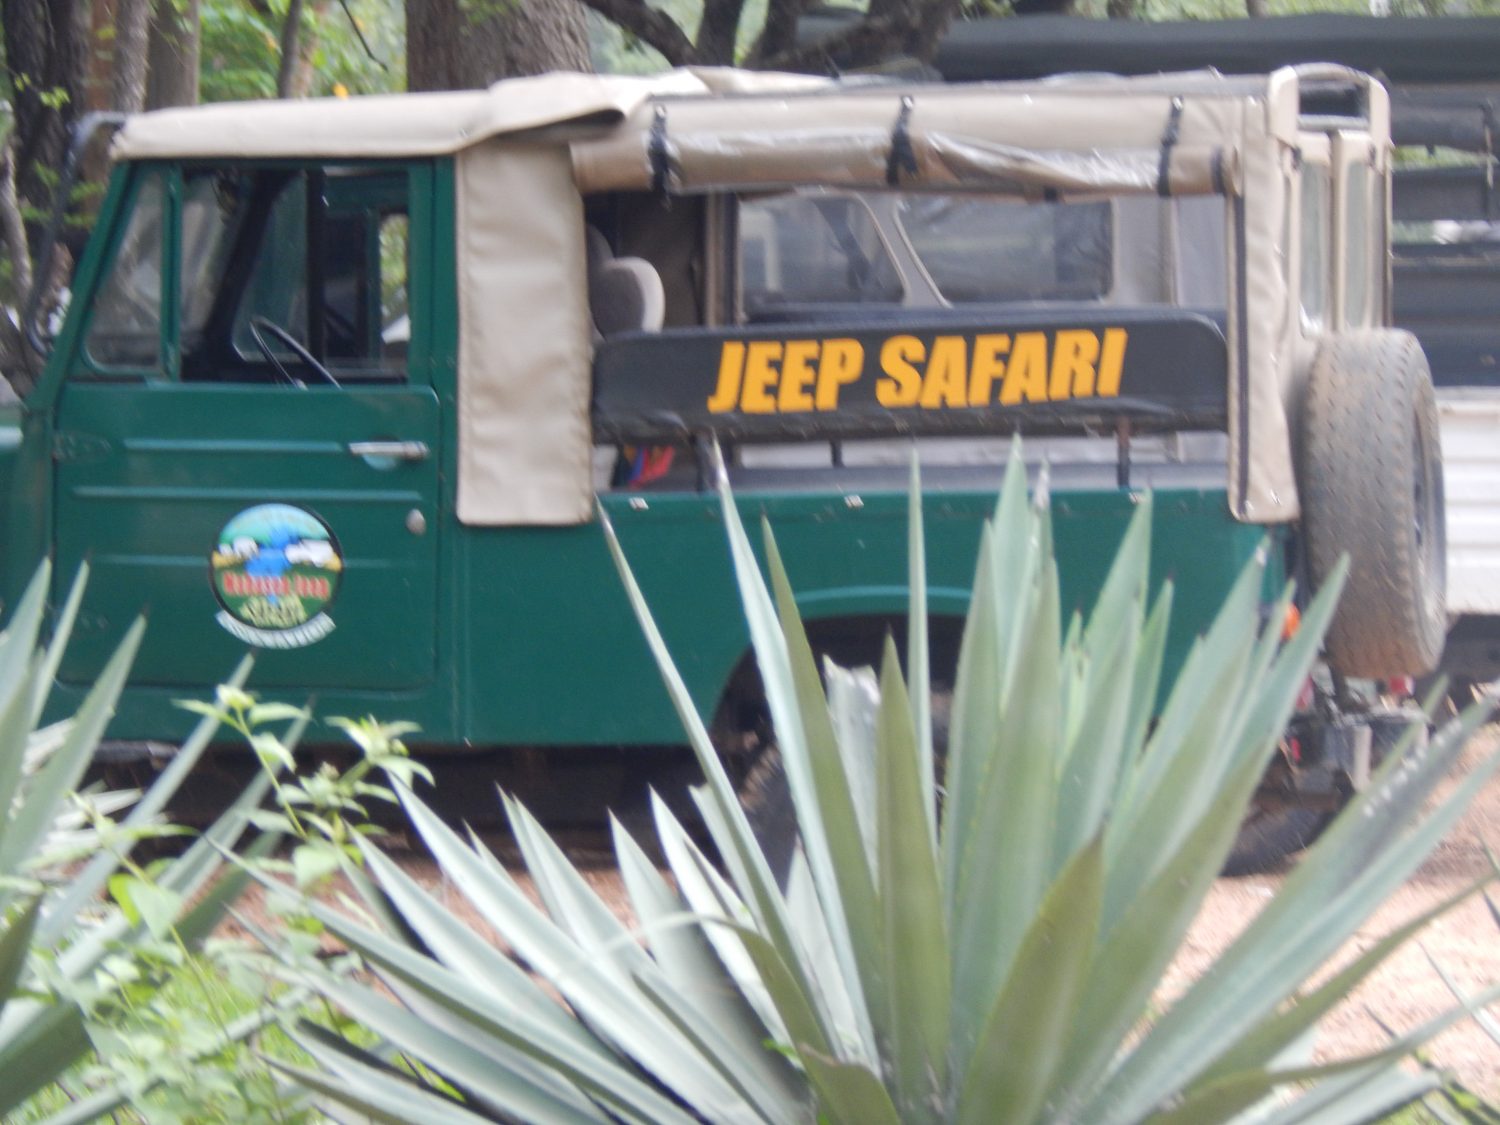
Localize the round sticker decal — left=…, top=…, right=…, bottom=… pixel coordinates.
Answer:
left=210, top=504, right=342, bottom=649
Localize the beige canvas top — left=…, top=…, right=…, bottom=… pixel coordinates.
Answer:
left=111, top=65, right=1388, bottom=527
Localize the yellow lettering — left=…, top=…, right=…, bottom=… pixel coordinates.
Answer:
left=1000, top=332, right=1049, bottom=404
left=816, top=339, right=864, bottom=410
left=741, top=341, right=782, bottom=414
left=707, top=341, right=745, bottom=413
left=1096, top=328, right=1128, bottom=397
left=920, top=336, right=969, bottom=409
left=969, top=334, right=1009, bottom=405
left=1050, top=330, right=1101, bottom=400
left=877, top=336, right=924, bottom=407
left=779, top=340, right=819, bottom=413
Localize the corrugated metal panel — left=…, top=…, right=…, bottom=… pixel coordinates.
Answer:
left=1440, top=390, right=1500, bottom=613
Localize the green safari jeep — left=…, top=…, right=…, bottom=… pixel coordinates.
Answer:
left=9, top=65, right=1443, bottom=848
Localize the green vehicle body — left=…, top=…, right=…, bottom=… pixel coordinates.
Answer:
left=7, top=66, right=1432, bottom=773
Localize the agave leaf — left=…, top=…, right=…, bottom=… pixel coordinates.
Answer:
left=634, top=970, right=803, bottom=1124
left=949, top=537, right=1062, bottom=1072
left=824, top=661, right=880, bottom=869
left=1051, top=600, right=1141, bottom=865
left=1092, top=699, right=1497, bottom=1121
left=801, top=1050, right=901, bottom=1125
left=942, top=447, right=1033, bottom=896
left=906, top=454, right=935, bottom=843
left=1200, top=874, right=1491, bottom=1084
left=0, top=998, right=91, bottom=1114
left=611, top=817, right=807, bottom=1117
left=276, top=1033, right=519, bottom=1125
left=1104, top=558, right=1264, bottom=903
left=503, top=795, right=656, bottom=984
left=657, top=793, right=796, bottom=1048
left=940, top=520, right=1002, bottom=905
left=763, top=526, right=884, bottom=1044
left=330, top=852, right=613, bottom=1060
left=1141, top=984, right=1500, bottom=1125
left=0, top=563, right=52, bottom=701
left=1105, top=557, right=1340, bottom=930
left=391, top=787, right=752, bottom=1116
left=0, top=659, right=44, bottom=876
left=1050, top=687, right=1312, bottom=1114
left=0, top=618, right=144, bottom=876
left=1081, top=494, right=1153, bottom=654
left=1421, top=942, right=1500, bottom=1051
left=1252, top=1064, right=1439, bottom=1125
left=32, top=563, right=87, bottom=726
left=1114, top=581, right=1173, bottom=805
left=31, top=1086, right=135, bottom=1125
left=600, top=508, right=827, bottom=1033
left=290, top=887, right=618, bottom=1098
left=959, top=835, right=1104, bottom=1125
left=0, top=896, right=40, bottom=1022
left=40, top=656, right=260, bottom=939
left=718, top=491, right=871, bottom=1057
left=296, top=966, right=616, bottom=1124
left=874, top=637, right=950, bottom=1121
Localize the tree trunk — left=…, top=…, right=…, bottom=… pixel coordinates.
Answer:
left=2, top=0, right=90, bottom=221
left=146, top=0, right=202, bottom=109
left=111, top=0, right=154, bottom=112
left=1245, top=0, right=1269, bottom=16
left=407, top=0, right=592, bottom=91
left=277, top=0, right=307, bottom=97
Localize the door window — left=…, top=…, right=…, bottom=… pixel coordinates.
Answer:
left=180, top=166, right=411, bottom=384
left=85, top=170, right=168, bottom=372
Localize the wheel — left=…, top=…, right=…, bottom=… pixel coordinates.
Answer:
left=248, top=316, right=341, bottom=388
left=1300, top=329, right=1445, bottom=678
left=737, top=746, right=799, bottom=884
left=1223, top=805, right=1332, bottom=876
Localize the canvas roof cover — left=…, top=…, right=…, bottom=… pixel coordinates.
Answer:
left=112, top=66, right=1346, bottom=525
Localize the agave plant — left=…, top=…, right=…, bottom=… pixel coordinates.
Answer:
left=0, top=563, right=282, bottom=1123
left=268, top=451, right=1499, bottom=1123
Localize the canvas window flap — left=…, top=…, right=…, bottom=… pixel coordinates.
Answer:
left=456, top=141, right=593, bottom=526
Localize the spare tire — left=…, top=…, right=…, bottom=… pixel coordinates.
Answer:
left=1300, top=329, right=1446, bottom=677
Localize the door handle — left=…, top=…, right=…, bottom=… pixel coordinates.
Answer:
left=347, top=441, right=430, bottom=461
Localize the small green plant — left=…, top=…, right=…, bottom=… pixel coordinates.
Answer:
left=259, top=452, right=1499, bottom=1123
left=0, top=564, right=283, bottom=1122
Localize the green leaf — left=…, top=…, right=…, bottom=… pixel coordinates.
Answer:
left=949, top=526, right=1062, bottom=1074
left=0, top=617, right=145, bottom=875
left=292, top=842, right=344, bottom=889
left=801, top=1049, right=901, bottom=1125
left=958, top=836, right=1103, bottom=1125
left=0, top=896, right=41, bottom=1019
left=874, top=636, right=949, bottom=1122
left=906, top=452, right=935, bottom=845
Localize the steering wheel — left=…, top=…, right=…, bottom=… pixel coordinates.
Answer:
left=248, top=316, right=340, bottom=388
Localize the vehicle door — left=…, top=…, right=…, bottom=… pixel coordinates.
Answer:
left=53, top=162, right=441, bottom=691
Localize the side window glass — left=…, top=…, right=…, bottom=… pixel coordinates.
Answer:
left=1300, top=163, right=1330, bottom=331
left=898, top=195, right=1112, bottom=303
left=232, top=174, right=310, bottom=359
left=739, top=193, right=903, bottom=319
left=180, top=171, right=249, bottom=355
left=379, top=213, right=410, bottom=367
left=85, top=170, right=167, bottom=371
left=225, top=169, right=408, bottom=382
